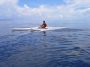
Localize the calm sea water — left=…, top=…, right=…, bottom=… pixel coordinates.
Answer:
left=0, top=21, right=90, bottom=67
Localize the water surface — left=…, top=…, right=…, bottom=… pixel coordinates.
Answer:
left=0, top=27, right=90, bottom=67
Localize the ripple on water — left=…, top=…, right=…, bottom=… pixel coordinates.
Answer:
left=0, top=28, right=90, bottom=67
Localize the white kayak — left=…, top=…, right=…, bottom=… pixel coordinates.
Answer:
left=12, top=27, right=66, bottom=32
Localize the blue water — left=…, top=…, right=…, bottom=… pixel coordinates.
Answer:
left=0, top=21, right=90, bottom=67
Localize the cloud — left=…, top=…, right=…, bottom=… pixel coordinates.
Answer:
left=0, top=0, right=6, bottom=5
left=57, top=0, right=90, bottom=19
left=16, top=5, right=63, bottom=20
left=0, top=0, right=18, bottom=5
left=0, top=0, right=90, bottom=21
left=0, top=0, right=18, bottom=18
left=16, top=0, right=90, bottom=20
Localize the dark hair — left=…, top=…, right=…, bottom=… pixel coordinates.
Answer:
left=43, top=21, right=45, bottom=22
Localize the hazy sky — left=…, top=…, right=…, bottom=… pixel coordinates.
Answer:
left=0, top=0, right=90, bottom=23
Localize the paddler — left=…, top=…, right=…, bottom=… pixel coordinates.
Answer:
left=40, top=21, right=47, bottom=29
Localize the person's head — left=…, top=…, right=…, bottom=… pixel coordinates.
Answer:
left=43, top=20, right=45, bottom=24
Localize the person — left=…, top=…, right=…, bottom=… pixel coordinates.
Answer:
left=40, top=21, right=47, bottom=28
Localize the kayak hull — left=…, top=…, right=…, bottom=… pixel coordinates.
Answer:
left=12, top=27, right=66, bottom=31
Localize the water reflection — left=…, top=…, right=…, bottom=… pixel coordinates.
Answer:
left=42, top=31, right=46, bottom=36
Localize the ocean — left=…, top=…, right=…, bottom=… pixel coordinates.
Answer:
left=0, top=21, right=90, bottom=67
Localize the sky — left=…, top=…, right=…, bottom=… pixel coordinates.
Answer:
left=0, top=0, right=90, bottom=24
left=18, top=0, right=65, bottom=7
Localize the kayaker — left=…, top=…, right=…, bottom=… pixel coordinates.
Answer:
left=40, top=21, right=47, bottom=28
